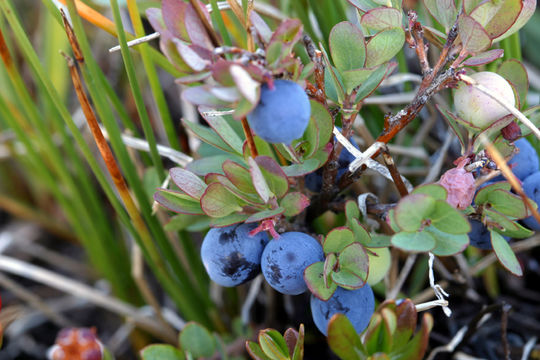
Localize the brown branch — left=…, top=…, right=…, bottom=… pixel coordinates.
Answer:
left=408, top=11, right=431, bottom=76
left=381, top=147, right=409, bottom=197
left=241, top=117, right=258, bottom=157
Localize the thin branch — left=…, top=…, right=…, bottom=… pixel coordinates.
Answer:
left=381, top=147, right=409, bottom=197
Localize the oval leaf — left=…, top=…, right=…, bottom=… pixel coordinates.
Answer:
left=491, top=230, right=522, bottom=276
left=391, top=231, right=436, bottom=253
left=365, top=27, right=405, bottom=67
left=170, top=168, right=207, bottom=200
left=394, top=194, right=436, bottom=232
left=141, top=344, right=185, bottom=360
left=330, top=22, right=366, bottom=71
left=179, top=322, right=215, bottom=358
left=200, top=183, right=243, bottom=217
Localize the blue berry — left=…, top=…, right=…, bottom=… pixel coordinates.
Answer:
left=310, top=285, right=375, bottom=336
left=522, top=171, right=540, bottom=230
left=261, top=232, right=324, bottom=295
left=493, top=138, right=539, bottom=181
left=201, top=223, right=269, bottom=287
left=247, top=80, right=311, bottom=144
left=468, top=219, right=510, bottom=250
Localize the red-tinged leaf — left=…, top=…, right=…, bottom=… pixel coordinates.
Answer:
left=159, top=33, right=193, bottom=73
left=248, top=157, right=272, bottom=203
left=223, top=160, right=258, bottom=194
left=282, top=158, right=321, bottom=177
left=361, top=7, right=403, bottom=32
left=162, top=0, right=189, bottom=40
left=208, top=174, right=264, bottom=206
left=498, top=59, right=528, bottom=109
left=394, top=299, right=418, bottom=349
left=327, top=314, right=364, bottom=360
left=329, top=21, right=366, bottom=72
left=392, top=313, right=433, bottom=360
left=184, top=2, right=213, bottom=48
left=200, top=183, right=243, bottom=217
left=175, top=72, right=211, bottom=84
left=338, top=242, right=369, bottom=286
left=463, top=49, right=504, bottom=66
left=246, top=341, right=271, bottom=360
left=283, top=328, right=298, bottom=357
left=154, top=189, right=204, bottom=215
left=471, top=0, right=522, bottom=39
left=269, top=19, right=303, bottom=45
left=394, top=194, right=436, bottom=232
left=170, top=168, right=206, bottom=199
left=495, top=0, right=536, bottom=41
left=173, top=38, right=209, bottom=72
left=230, top=65, right=260, bottom=105
left=391, top=231, right=436, bottom=253
left=459, top=14, right=491, bottom=53
left=146, top=8, right=166, bottom=34
left=355, top=61, right=397, bottom=102
left=209, top=86, right=240, bottom=103
left=250, top=10, right=272, bottom=43
left=491, top=230, right=523, bottom=276
left=280, top=192, right=310, bottom=217
left=258, top=330, right=290, bottom=359
left=255, top=156, right=289, bottom=199
left=323, top=253, right=338, bottom=289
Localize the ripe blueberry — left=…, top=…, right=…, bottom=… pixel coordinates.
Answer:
left=247, top=80, right=310, bottom=144
left=468, top=219, right=510, bottom=250
left=522, top=171, right=540, bottom=230
left=261, top=232, right=324, bottom=295
left=310, top=285, right=375, bottom=336
left=493, top=138, right=539, bottom=181
left=201, top=223, right=269, bottom=287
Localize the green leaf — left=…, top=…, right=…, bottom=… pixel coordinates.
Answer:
left=187, top=154, right=243, bottom=176
left=342, top=67, right=379, bottom=94
left=331, top=268, right=364, bottom=289
left=304, top=261, right=338, bottom=301
left=246, top=341, right=272, bottom=360
left=355, top=62, right=396, bottom=102
left=310, top=100, right=334, bottom=151
left=222, top=160, right=258, bottom=194
left=519, top=106, right=540, bottom=137
left=200, top=183, right=243, bottom=217
left=296, top=107, right=319, bottom=158
left=141, top=344, right=185, bottom=360
left=255, top=156, right=289, bottom=199
left=349, top=218, right=373, bottom=245
left=154, top=189, right=204, bottom=215
left=182, top=119, right=236, bottom=153
left=361, top=7, right=403, bottom=32
left=179, top=322, right=216, bottom=358
left=280, top=192, right=310, bottom=217
left=487, top=189, right=530, bottom=219
left=327, top=314, right=364, bottom=360
left=484, top=208, right=534, bottom=238
left=345, top=200, right=360, bottom=221
left=249, top=157, right=273, bottom=203
left=291, top=324, right=305, bottom=360
left=365, top=234, right=392, bottom=248
left=430, top=200, right=471, bottom=234
left=392, top=313, right=433, bottom=360
left=209, top=213, right=250, bottom=227
left=202, top=112, right=245, bottom=154
left=365, top=28, right=405, bottom=67
left=329, top=21, right=366, bottom=71
left=282, top=158, right=322, bottom=177
left=170, top=168, right=207, bottom=200
left=425, top=226, right=469, bottom=256
left=165, top=214, right=210, bottom=232
left=394, top=194, right=436, bottom=232
left=391, top=231, right=436, bottom=252
left=474, top=181, right=512, bottom=204
left=459, top=14, right=491, bottom=53
left=258, top=330, right=290, bottom=360
left=423, top=0, right=458, bottom=30
left=498, top=59, right=528, bottom=108
left=245, top=207, right=285, bottom=223
left=411, top=184, right=447, bottom=201
left=207, top=174, right=263, bottom=205
left=491, top=230, right=522, bottom=276
left=338, top=242, right=369, bottom=285
left=322, top=49, right=346, bottom=104
left=324, top=227, right=356, bottom=254
left=324, top=253, right=338, bottom=288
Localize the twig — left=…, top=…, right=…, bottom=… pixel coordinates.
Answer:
left=241, top=117, right=258, bottom=157
left=415, top=299, right=449, bottom=312
left=501, top=303, right=512, bottom=360
left=109, top=32, right=160, bottom=52
left=386, top=254, right=417, bottom=300
left=381, top=147, right=409, bottom=197
left=0, top=255, right=176, bottom=343
left=521, top=336, right=538, bottom=360
left=423, top=131, right=454, bottom=183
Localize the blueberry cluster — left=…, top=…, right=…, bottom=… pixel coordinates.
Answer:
left=200, top=223, right=375, bottom=335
